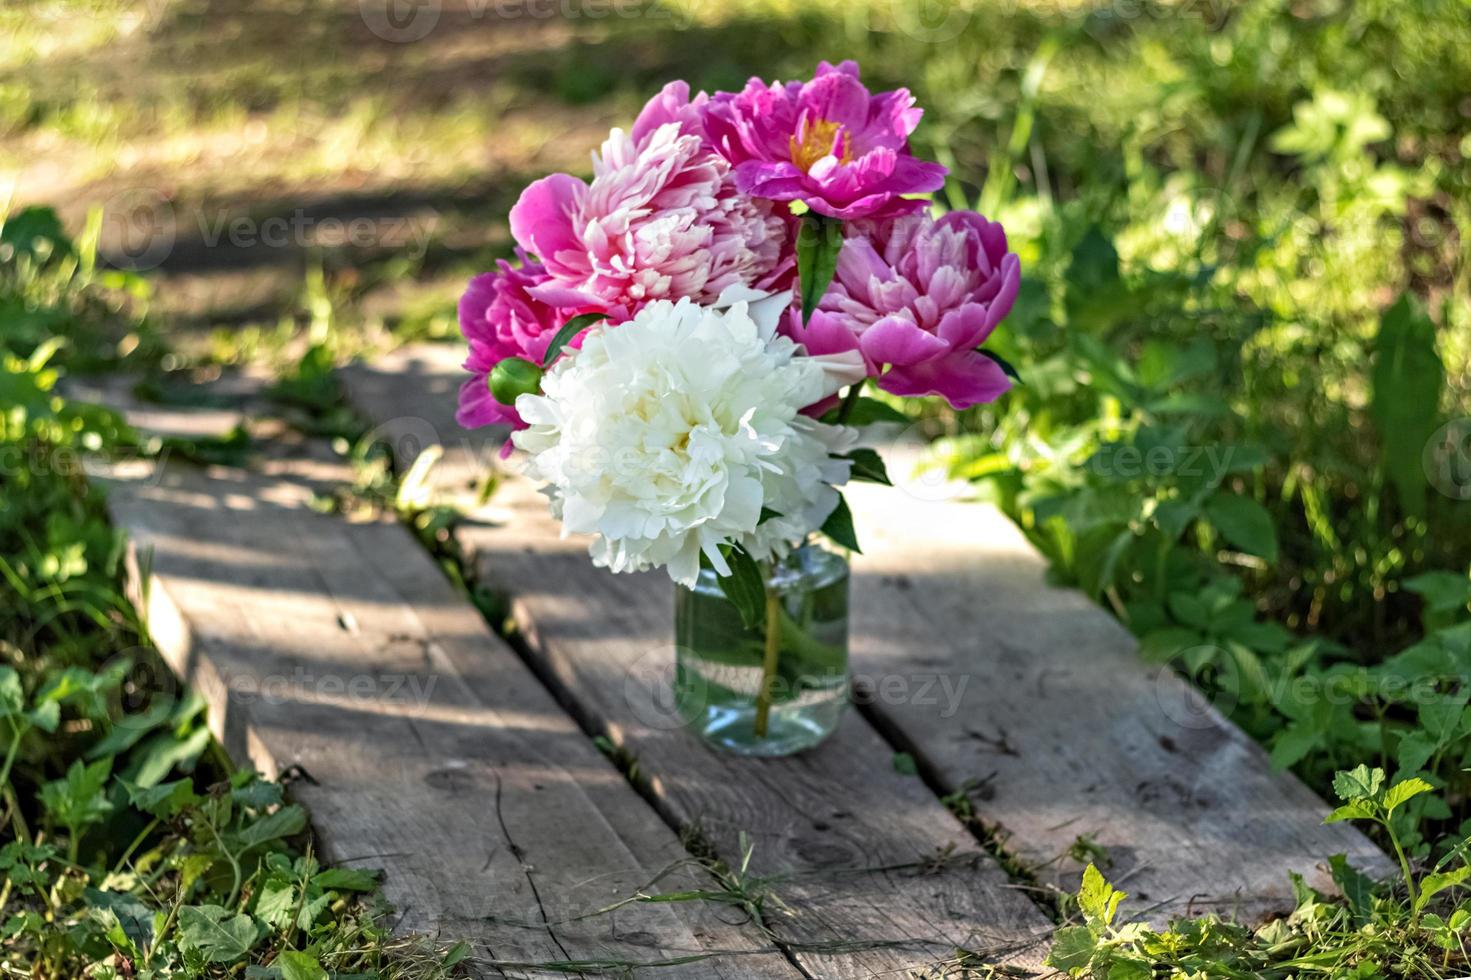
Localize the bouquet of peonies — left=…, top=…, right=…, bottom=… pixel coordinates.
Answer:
left=457, top=61, right=1019, bottom=753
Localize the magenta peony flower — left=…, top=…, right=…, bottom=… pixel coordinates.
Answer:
left=786, top=211, right=1020, bottom=409
left=701, top=61, right=948, bottom=221
left=455, top=252, right=568, bottom=442
left=508, top=97, right=790, bottom=321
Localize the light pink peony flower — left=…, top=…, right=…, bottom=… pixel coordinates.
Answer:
left=509, top=91, right=790, bottom=321
left=786, top=211, right=1020, bottom=409
left=702, top=60, right=947, bottom=221
left=455, top=252, right=570, bottom=447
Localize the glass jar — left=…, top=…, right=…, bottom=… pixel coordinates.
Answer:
left=673, top=543, right=849, bottom=756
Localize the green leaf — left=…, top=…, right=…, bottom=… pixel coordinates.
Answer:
left=1383, top=777, right=1434, bottom=814
left=235, top=804, right=308, bottom=850
left=1419, top=692, right=1469, bottom=740
left=979, top=348, right=1022, bottom=384
left=1404, top=572, right=1471, bottom=613
left=87, top=698, right=176, bottom=759
left=277, top=951, right=329, bottom=980
left=85, top=888, right=154, bottom=957
left=1370, top=295, right=1443, bottom=515
left=1067, top=227, right=1121, bottom=295
left=1416, top=864, right=1471, bottom=915
left=1106, top=960, right=1153, bottom=980
left=444, top=941, right=472, bottom=967
left=123, top=777, right=200, bottom=820
left=1333, top=765, right=1385, bottom=803
left=1045, top=925, right=1097, bottom=974
left=892, top=752, right=918, bottom=776
left=130, top=725, right=213, bottom=788
left=231, top=776, right=285, bottom=810
left=1269, top=724, right=1320, bottom=770
left=796, top=213, right=843, bottom=323
left=757, top=507, right=783, bottom=525
left=27, top=700, right=59, bottom=734
left=820, top=396, right=908, bottom=426
left=313, top=867, right=381, bottom=893
left=1203, top=493, right=1278, bottom=562
left=841, top=448, right=891, bottom=485
left=1078, top=863, right=1125, bottom=926
left=39, top=757, right=114, bottom=832
left=1324, top=802, right=1376, bottom=824
left=1328, top=854, right=1377, bottom=917
left=820, top=494, right=861, bottom=553
left=254, top=876, right=297, bottom=930
left=0, top=668, right=22, bottom=718
left=715, top=545, right=767, bottom=632
left=1153, top=500, right=1199, bottom=540
left=178, top=905, right=258, bottom=963
left=1, top=206, right=73, bottom=263
left=541, top=312, right=607, bottom=367
left=1397, top=732, right=1438, bottom=774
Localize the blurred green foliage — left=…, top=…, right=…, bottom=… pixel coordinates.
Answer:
left=0, top=209, right=463, bottom=977
left=2, top=0, right=1470, bottom=955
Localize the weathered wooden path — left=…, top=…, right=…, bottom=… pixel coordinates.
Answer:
left=85, top=347, right=1392, bottom=978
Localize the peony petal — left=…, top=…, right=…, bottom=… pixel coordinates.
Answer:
left=786, top=308, right=862, bottom=357
left=631, top=80, right=704, bottom=143
left=858, top=315, right=950, bottom=366
left=878, top=349, right=1012, bottom=409
left=983, top=254, right=1021, bottom=331
left=815, top=60, right=861, bottom=79
left=509, top=173, right=585, bottom=266
left=734, top=160, right=808, bottom=200
left=801, top=71, right=872, bottom=133
left=936, top=303, right=990, bottom=351
left=456, top=375, right=519, bottom=430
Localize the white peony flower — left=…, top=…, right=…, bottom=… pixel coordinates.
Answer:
left=511, top=292, right=863, bottom=586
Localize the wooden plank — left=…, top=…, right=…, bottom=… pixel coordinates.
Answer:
left=842, top=474, right=1394, bottom=921
left=344, top=343, right=1392, bottom=930
left=344, top=349, right=1059, bottom=975
left=88, top=394, right=802, bottom=979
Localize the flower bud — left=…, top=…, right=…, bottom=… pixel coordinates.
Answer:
left=489, top=357, right=543, bottom=406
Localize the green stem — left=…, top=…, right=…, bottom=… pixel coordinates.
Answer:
left=834, top=379, right=866, bottom=426
left=1386, top=820, right=1419, bottom=912
left=111, top=816, right=161, bottom=877
left=1, top=720, right=33, bottom=846
left=753, top=584, right=782, bottom=739
left=205, top=818, right=243, bottom=908
left=148, top=894, right=183, bottom=971
left=0, top=719, right=26, bottom=791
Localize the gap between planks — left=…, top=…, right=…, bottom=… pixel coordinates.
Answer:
left=82, top=380, right=808, bottom=980
left=341, top=343, right=1393, bottom=934
left=340, top=360, right=1058, bottom=974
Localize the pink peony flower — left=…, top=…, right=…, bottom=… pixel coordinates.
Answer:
left=508, top=94, right=790, bottom=321
left=455, top=252, right=568, bottom=443
left=786, top=211, right=1020, bottom=409
left=701, top=60, right=948, bottom=221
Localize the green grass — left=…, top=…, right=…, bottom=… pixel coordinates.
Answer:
left=0, top=207, right=464, bottom=978
left=3, top=0, right=1471, bottom=975
left=1047, top=769, right=1471, bottom=979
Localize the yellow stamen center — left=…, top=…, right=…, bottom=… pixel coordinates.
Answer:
left=789, top=118, right=851, bottom=173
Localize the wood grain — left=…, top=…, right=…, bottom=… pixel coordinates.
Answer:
left=344, top=349, right=1060, bottom=976
left=343, top=343, right=1392, bottom=933
left=843, top=471, right=1394, bottom=922
left=90, top=397, right=801, bottom=980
